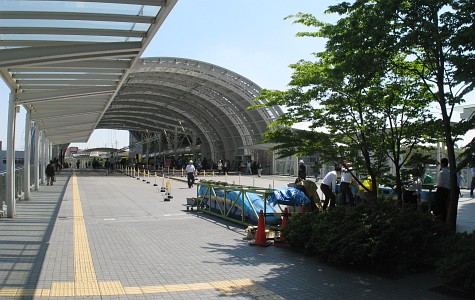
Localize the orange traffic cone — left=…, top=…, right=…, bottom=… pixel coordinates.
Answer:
left=274, top=208, right=290, bottom=246
left=250, top=210, right=272, bottom=247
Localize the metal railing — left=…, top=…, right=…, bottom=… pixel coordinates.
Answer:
left=0, top=166, right=34, bottom=214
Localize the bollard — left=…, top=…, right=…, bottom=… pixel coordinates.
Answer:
left=160, top=174, right=166, bottom=192
left=164, top=177, right=173, bottom=201
left=153, top=172, right=158, bottom=186
left=146, top=170, right=150, bottom=184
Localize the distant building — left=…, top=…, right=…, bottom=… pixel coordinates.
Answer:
left=65, top=147, right=79, bottom=157
left=0, top=150, right=25, bottom=172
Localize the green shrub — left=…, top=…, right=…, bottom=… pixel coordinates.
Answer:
left=282, top=211, right=321, bottom=251
left=282, top=201, right=452, bottom=276
left=436, top=232, right=475, bottom=292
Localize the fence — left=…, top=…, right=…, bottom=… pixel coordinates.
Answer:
left=0, top=166, right=33, bottom=213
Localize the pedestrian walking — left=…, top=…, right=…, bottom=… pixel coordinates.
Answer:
left=46, top=160, right=55, bottom=186
left=186, top=160, right=196, bottom=188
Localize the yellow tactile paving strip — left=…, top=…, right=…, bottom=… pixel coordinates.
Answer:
left=0, top=173, right=284, bottom=298
left=0, top=280, right=283, bottom=298
left=72, top=174, right=97, bottom=283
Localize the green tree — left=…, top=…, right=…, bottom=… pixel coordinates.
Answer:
left=256, top=0, right=474, bottom=228
left=324, top=0, right=475, bottom=228
left=255, top=11, right=435, bottom=201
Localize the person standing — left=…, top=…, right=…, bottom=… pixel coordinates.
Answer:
left=457, top=171, right=465, bottom=198
left=436, top=158, right=450, bottom=222
left=246, top=161, right=252, bottom=175
left=470, top=166, right=475, bottom=197
left=186, top=160, right=196, bottom=188
left=104, top=159, right=111, bottom=175
left=257, top=161, right=263, bottom=177
left=320, top=166, right=341, bottom=211
left=339, top=164, right=354, bottom=205
left=217, top=160, right=223, bottom=175
left=223, top=160, right=229, bottom=175
left=46, top=160, right=55, bottom=186
left=298, top=160, right=307, bottom=180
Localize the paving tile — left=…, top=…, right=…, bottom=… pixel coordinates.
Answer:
left=0, top=170, right=472, bottom=299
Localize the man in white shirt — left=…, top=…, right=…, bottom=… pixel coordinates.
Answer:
left=436, top=158, right=450, bottom=222
left=186, top=160, right=196, bottom=188
left=340, top=164, right=354, bottom=206
left=321, top=166, right=341, bottom=211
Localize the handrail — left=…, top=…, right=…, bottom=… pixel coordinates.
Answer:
left=0, top=166, right=34, bottom=212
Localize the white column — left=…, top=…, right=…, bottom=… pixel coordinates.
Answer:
left=271, top=151, right=276, bottom=175
left=6, top=92, right=17, bottom=218
left=23, top=110, right=32, bottom=200
left=34, top=125, right=40, bottom=191
left=40, top=132, right=45, bottom=185
left=146, top=140, right=150, bottom=169
left=48, top=140, right=52, bottom=165
left=192, top=131, right=197, bottom=160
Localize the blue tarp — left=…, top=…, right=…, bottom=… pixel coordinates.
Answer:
left=198, top=185, right=279, bottom=224
left=266, top=187, right=310, bottom=206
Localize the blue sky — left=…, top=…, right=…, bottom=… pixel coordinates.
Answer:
left=1, top=0, right=473, bottom=150
left=0, top=0, right=334, bottom=150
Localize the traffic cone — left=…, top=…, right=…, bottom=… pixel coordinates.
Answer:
left=275, top=208, right=289, bottom=244
left=250, top=210, right=272, bottom=247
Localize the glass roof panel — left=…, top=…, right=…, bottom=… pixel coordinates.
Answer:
left=0, top=1, right=160, bottom=16
left=0, top=20, right=150, bottom=32
left=0, top=35, right=142, bottom=42
left=0, top=0, right=176, bottom=145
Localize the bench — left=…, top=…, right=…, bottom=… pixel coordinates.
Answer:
left=183, top=197, right=198, bottom=211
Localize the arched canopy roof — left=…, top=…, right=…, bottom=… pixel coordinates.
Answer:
left=97, top=57, right=283, bottom=159
left=0, top=0, right=177, bottom=145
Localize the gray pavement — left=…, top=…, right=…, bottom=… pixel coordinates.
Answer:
left=0, top=169, right=473, bottom=299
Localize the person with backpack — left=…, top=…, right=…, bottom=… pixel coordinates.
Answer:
left=46, top=160, right=55, bottom=186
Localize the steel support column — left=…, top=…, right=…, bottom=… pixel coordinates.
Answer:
left=40, top=132, right=45, bottom=185
left=34, top=126, right=40, bottom=191
left=173, top=127, right=178, bottom=159
left=23, top=110, right=31, bottom=200
left=6, top=92, right=17, bottom=218
left=192, top=131, right=197, bottom=160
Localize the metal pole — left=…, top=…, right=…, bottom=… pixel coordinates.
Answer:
left=24, top=110, right=31, bottom=200
left=40, top=132, right=45, bottom=185
left=34, top=126, right=40, bottom=191
left=6, top=92, right=17, bottom=218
